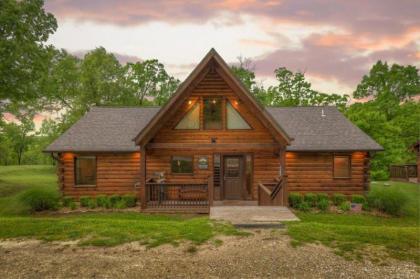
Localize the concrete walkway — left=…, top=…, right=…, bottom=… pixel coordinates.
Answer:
left=209, top=206, right=299, bottom=225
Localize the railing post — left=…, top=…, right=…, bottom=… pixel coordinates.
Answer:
left=208, top=176, right=214, bottom=206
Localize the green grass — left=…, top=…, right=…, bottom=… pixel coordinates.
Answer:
left=0, top=165, right=57, bottom=215
left=287, top=181, right=420, bottom=264
left=0, top=165, right=246, bottom=247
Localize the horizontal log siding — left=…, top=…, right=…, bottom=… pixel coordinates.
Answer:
left=253, top=152, right=281, bottom=199
left=286, top=151, right=368, bottom=195
left=60, top=152, right=140, bottom=198
left=153, top=71, right=277, bottom=145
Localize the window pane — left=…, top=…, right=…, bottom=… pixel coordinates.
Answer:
left=334, top=156, right=350, bottom=178
left=175, top=103, right=199, bottom=129
left=171, top=156, right=193, bottom=174
left=227, top=101, right=251, bottom=129
left=204, top=98, right=222, bottom=129
left=75, top=157, right=96, bottom=185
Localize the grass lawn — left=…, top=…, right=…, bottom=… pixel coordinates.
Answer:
left=0, top=165, right=245, bottom=247
left=287, top=181, right=420, bottom=264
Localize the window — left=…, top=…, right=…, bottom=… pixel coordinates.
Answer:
left=333, top=155, right=351, bottom=178
left=203, top=98, right=222, bottom=129
left=171, top=156, right=193, bottom=174
left=74, top=156, right=96, bottom=185
left=175, top=103, right=199, bottom=129
left=226, top=101, right=251, bottom=129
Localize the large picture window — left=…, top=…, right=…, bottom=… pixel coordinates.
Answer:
left=74, top=156, right=96, bottom=186
left=333, top=155, right=351, bottom=178
left=203, top=98, right=222, bottom=129
left=171, top=156, right=193, bottom=174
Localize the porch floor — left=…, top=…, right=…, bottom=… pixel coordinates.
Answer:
left=209, top=206, right=299, bottom=225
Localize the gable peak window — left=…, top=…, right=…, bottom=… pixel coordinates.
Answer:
left=175, top=102, right=199, bottom=129
left=226, top=101, right=251, bottom=129
left=203, top=98, right=222, bottom=130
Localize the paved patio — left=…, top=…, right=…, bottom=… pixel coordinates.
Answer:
left=209, top=206, right=299, bottom=225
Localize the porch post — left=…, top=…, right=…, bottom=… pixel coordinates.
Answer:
left=140, top=146, right=147, bottom=209
left=280, top=145, right=288, bottom=206
left=208, top=175, right=214, bottom=207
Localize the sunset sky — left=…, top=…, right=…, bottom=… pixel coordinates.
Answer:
left=44, top=0, right=420, bottom=96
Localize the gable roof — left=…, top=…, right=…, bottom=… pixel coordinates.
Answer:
left=45, top=106, right=383, bottom=153
left=133, top=48, right=292, bottom=146
left=267, top=106, right=383, bottom=151
left=44, top=107, right=159, bottom=152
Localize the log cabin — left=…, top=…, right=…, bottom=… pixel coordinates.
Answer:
left=45, top=49, right=383, bottom=212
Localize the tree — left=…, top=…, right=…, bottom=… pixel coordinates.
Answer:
left=264, top=68, right=349, bottom=108
left=2, top=112, right=35, bottom=165
left=124, top=59, right=180, bottom=106
left=354, top=61, right=420, bottom=103
left=0, top=0, right=57, bottom=111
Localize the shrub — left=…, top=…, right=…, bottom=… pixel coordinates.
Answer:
left=339, top=201, right=351, bottom=212
left=304, top=193, right=317, bottom=207
left=371, top=169, right=389, bottom=181
left=20, top=189, right=60, bottom=212
left=62, top=196, right=74, bottom=207
left=332, top=194, right=347, bottom=206
left=69, top=201, right=77, bottom=210
left=80, top=196, right=90, bottom=207
left=115, top=200, right=127, bottom=209
left=288, top=193, right=303, bottom=208
left=316, top=193, right=329, bottom=202
left=317, top=199, right=329, bottom=212
left=87, top=198, right=97, bottom=209
left=367, top=187, right=408, bottom=216
left=122, top=195, right=137, bottom=207
left=96, top=195, right=112, bottom=208
left=110, top=195, right=122, bottom=207
left=298, top=201, right=311, bottom=212
left=351, top=195, right=366, bottom=204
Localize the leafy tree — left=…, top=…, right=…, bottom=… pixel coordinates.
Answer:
left=2, top=112, right=35, bottom=165
left=0, top=0, right=57, bottom=111
left=354, top=61, right=420, bottom=103
left=124, top=59, right=180, bottom=106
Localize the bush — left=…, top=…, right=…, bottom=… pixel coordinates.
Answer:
left=298, top=201, right=311, bottom=212
left=79, top=196, right=90, bottom=207
left=332, top=194, right=347, bottom=206
left=339, top=201, right=351, bottom=212
left=110, top=195, right=122, bottom=207
left=371, top=169, right=389, bottom=181
left=96, top=195, right=112, bottom=208
left=20, top=189, right=60, bottom=212
left=115, top=200, right=127, bottom=209
left=367, top=187, right=408, bottom=216
left=317, top=199, right=329, bottom=212
left=62, top=196, right=74, bottom=207
left=87, top=198, right=97, bottom=209
left=69, top=201, right=77, bottom=210
left=122, top=195, right=137, bottom=207
left=304, top=193, right=317, bottom=207
left=288, top=193, right=303, bottom=208
left=351, top=195, right=366, bottom=204
left=316, top=193, right=329, bottom=202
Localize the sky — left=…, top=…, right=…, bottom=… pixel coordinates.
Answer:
left=43, top=0, right=420, bottom=96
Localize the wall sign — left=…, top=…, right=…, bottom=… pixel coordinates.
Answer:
left=198, top=156, right=209, bottom=169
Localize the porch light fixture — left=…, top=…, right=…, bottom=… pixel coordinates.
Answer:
left=212, top=99, right=216, bottom=104
left=188, top=100, right=192, bottom=105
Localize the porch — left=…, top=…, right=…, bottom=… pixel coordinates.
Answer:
left=140, top=175, right=288, bottom=213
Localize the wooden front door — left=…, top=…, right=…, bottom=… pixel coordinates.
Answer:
left=223, top=156, right=244, bottom=200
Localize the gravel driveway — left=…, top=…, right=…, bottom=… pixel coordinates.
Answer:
left=0, top=229, right=417, bottom=279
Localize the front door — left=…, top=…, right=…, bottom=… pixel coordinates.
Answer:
left=223, top=156, right=244, bottom=199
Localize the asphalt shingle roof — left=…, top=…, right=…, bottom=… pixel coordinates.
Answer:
left=45, top=106, right=383, bottom=152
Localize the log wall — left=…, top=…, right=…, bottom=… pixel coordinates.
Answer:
left=286, top=151, right=369, bottom=195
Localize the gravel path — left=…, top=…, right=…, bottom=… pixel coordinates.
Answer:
left=0, top=230, right=417, bottom=279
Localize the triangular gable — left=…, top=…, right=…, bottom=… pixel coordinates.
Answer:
left=134, top=48, right=292, bottom=146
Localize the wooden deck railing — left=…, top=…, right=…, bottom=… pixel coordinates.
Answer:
left=144, top=176, right=213, bottom=212
left=258, top=175, right=287, bottom=206
left=390, top=164, right=417, bottom=181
